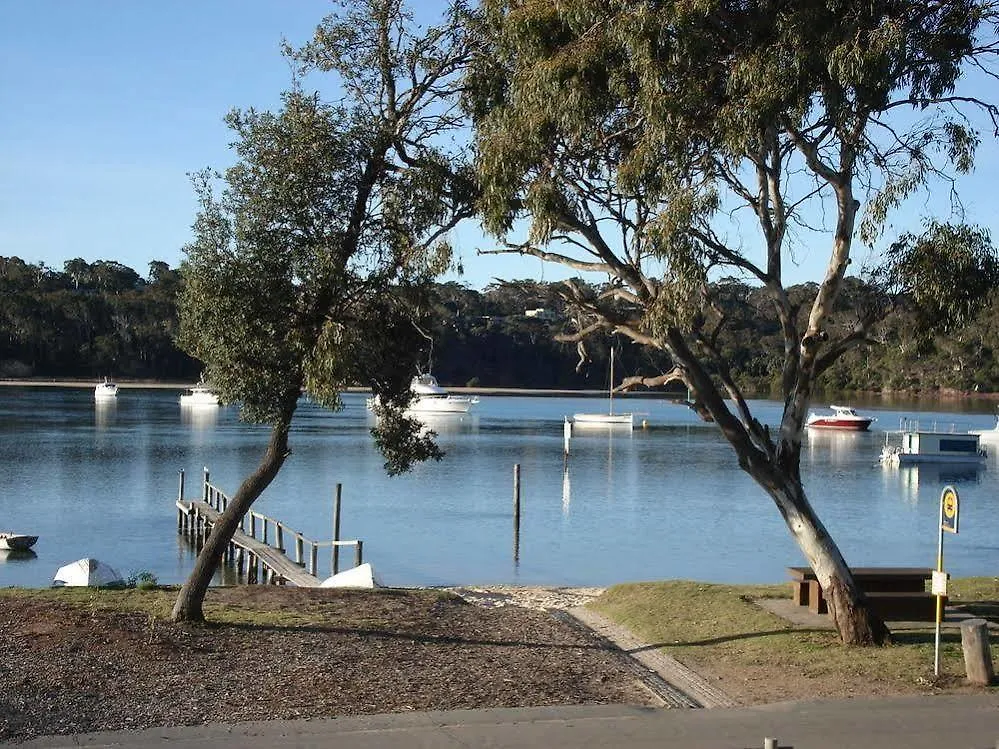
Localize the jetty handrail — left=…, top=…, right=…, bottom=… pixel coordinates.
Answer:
left=182, top=468, right=363, bottom=578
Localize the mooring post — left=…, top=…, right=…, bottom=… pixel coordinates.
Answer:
left=513, top=463, right=521, bottom=562
left=295, top=535, right=304, bottom=566
left=202, top=467, right=209, bottom=503
left=961, top=618, right=995, bottom=685
left=262, top=517, right=269, bottom=545
left=355, top=539, right=363, bottom=568
left=332, top=483, right=343, bottom=575
left=276, top=522, right=284, bottom=552
left=764, top=739, right=778, bottom=749
left=178, top=469, right=185, bottom=502
left=250, top=513, right=257, bottom=539
left=310, top=542, right=319, bottom=577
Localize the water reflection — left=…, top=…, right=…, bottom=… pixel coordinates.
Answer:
left=805, top=428, right=866, bottom=465
left=413, top=412, right=480, bottom=436
left=885, top=462, right=984, bottom=504
left=94, top=399, right=117, bottom=430
left=180, top=404, right=219, bottom=430
left=0, top=549, right=37, bottom=563
left=561, top=468, right=571, bottom=517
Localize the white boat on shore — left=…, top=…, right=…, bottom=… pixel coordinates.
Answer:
left=180, top=382, right=220, bottom=407
left=880, top=422, right=987, bottom=468
left=94, top=378, right=118, bottom=400
left=367, top=374, right=479, bottom=415
left=805, top=405, right=874, bottom=431
left=0, top=532, right=38, bottom=552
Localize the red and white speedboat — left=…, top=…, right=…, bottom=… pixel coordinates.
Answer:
left=805, top=405, right=875, bottom=431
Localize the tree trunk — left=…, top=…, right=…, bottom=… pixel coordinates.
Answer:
left=757, top=465, right=890, bottom=645
left=171, top=404, right=296, bottom=623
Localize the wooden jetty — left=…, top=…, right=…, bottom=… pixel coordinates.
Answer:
left=176, top=469, right=362, bottom=587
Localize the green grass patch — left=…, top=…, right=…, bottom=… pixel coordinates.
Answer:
left=589, top=579, right=999, bottom=695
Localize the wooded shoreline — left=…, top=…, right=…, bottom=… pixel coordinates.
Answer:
left=3, top=377, right=997, bottom=402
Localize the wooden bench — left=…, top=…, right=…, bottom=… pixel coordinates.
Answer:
left=787, top=567, right=940, bottom=621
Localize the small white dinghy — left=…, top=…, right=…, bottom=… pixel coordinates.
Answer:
left=319, top=562, right=382, bottom=589
left=52, top=558, right=123, bottom=588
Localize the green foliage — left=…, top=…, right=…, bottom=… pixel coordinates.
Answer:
left=871, top=221, right=999, bottom=332
left=126, top=571, right=159, bottom=590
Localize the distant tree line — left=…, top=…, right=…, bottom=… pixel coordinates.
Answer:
left=1, top=254, right=996, bottom=394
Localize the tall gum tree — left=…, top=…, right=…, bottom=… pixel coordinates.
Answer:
left=172, top=0, right=478, bottom=623
left=465, top=0, right=999, bottom=644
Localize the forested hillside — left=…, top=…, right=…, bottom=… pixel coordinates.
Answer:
left=2, top=255, right=996, bottom=394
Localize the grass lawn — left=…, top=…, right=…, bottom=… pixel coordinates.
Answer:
left=589, top=578, right=999, bottom=704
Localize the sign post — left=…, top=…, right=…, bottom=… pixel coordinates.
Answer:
left=933, top=485, right=959, bottom=676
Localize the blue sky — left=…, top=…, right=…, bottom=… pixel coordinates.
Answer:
left=1, top=2, right=996, bottom=292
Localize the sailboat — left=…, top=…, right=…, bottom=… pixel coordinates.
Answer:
left=572, top=348, right=634, bottom=428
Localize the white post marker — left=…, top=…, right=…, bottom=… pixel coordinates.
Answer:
left=563, top=417, right=572, bottom=456
left=934, top=485, right=960, bottom=676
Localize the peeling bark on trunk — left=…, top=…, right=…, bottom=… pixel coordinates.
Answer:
left=171, top=405, right=295, bottom=623
left=758, top=467, right=891, bottom=646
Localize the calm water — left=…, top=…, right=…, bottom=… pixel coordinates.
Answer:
left=2, top=387, right=998, bottom=589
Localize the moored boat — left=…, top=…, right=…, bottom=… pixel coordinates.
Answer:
left=0, top=532, right=38, bottom=552
left=573, top=349, right=634, bottom=429
left=805, top=405, right=874, bottom=431
left=880, top=423, right=987, bottom=468
left=94, top=377, right=118, bottom=400
left=180, top=382, right=220, bottom=407
left=367, top=374, right=479, bottom=415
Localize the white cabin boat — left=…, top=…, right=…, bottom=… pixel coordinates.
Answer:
left=94, top=378, right=118, bottom=400
left=880, top=425, right=986, bottom=467
left=180, top=383, right=220, bottom=407
left=367, top=374, right=479, bottom=415
left=805, top=405, right=874, bottom=431
left=0, top=533, right=38, bottom=552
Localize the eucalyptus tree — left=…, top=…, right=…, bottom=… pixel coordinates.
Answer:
left=171, top=0, right=477, bottom=623
left=466, top=0, right=998, bottom=644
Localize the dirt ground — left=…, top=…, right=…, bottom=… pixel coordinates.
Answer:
left=0, top=587, right=653, bottom=744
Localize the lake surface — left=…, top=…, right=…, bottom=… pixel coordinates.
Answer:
left=2, top=386, right=998, bottom=589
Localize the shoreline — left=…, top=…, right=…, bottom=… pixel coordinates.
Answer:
left=2, top=377, right=997, bottom=402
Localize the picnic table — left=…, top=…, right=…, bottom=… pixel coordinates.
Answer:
left=787, top=566, right=939, bottom=621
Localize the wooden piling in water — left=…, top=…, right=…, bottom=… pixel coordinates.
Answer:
left=332, top=484, right=342, bottom=575
left=513, top=463, right=521, bottom=562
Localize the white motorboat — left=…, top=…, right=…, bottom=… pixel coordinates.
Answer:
left=180, top=382, right=220, bottom=407
left=0, top=532, right=38, bottom=552
left=573, top=349, right=633, bottom=429
left=367, top=374, right=479, bottom=415
left=805, top=405, right=874, bottom=431
left=880, top=421, right=986, bottom=467
left=94, top=377, right=118, bottom=400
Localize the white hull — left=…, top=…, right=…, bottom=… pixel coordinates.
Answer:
left=407, top=396, right=476, bottom=414
left=0, top=533, right=38, bottom=551
left=881, top=450, right=986, bottom=467
left=180, top=384, right=219, bottom=407
left=94, top=381, right=118, bottom=399
left=573, top=412, right=634, bottom=427
left=368, top=373, right=479, bottom=415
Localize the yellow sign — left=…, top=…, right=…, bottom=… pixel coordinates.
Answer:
left=941, top=486, right=959, bottom=534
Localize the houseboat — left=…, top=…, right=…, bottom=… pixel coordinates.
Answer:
left=880, top=421, right=987, bottom=468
